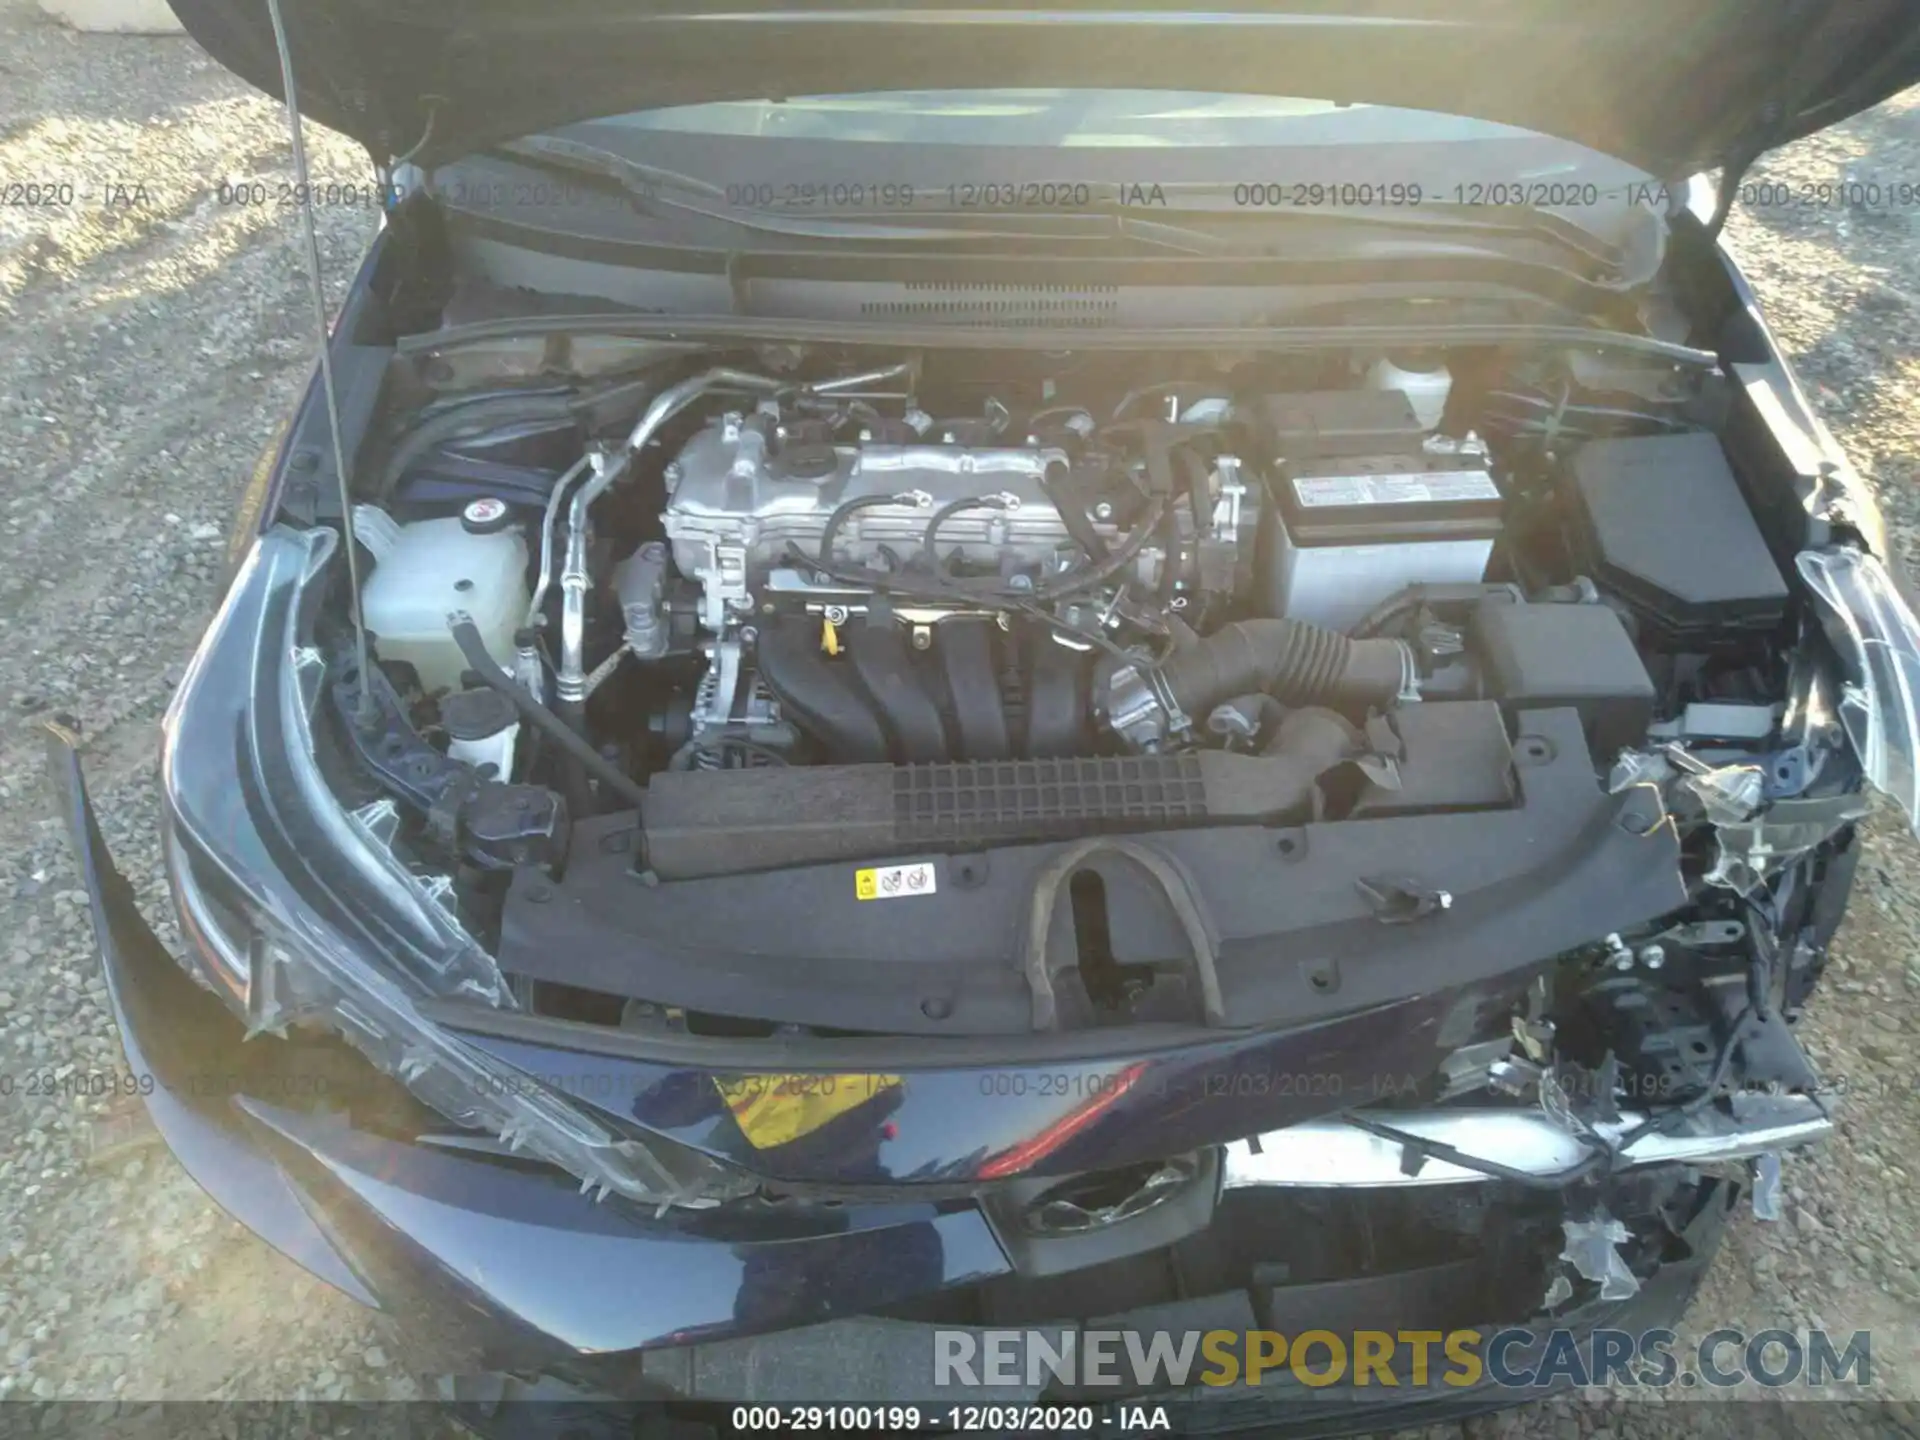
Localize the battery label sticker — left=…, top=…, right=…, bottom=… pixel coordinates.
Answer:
left=1293, top=469, right=1499, bottom=509
left=856, top=862, right=937, bottom=901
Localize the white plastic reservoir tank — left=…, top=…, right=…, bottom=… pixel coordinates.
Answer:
left=357, top=508, right=530, bottom=694
left=1367, top=353, right=1453, bottom=431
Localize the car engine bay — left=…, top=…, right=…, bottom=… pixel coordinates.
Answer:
left=306, top=339, right=1864, bottom=1077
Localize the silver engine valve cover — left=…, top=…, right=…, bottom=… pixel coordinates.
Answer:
left=661, top=412, right=1110, bottom=628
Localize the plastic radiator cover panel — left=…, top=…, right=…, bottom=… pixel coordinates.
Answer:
left=494, top=707, right=1684, bottom=1036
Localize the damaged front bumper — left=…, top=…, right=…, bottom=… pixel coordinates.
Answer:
left=52, top=726, right=1830, bottom=1413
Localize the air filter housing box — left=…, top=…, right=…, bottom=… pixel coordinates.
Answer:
left=1569, top=432, right=1789, bottom=643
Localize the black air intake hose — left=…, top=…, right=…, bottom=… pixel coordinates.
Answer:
left=1157, top=619, right=1410, bottom=718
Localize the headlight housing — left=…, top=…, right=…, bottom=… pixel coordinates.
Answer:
left=163, top=524, right=751, bottom=1209
left=1799, top=544, right=1920, bottom=832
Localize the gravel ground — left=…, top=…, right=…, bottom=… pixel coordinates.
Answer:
left=4, top=6, right=1920, bottom=1435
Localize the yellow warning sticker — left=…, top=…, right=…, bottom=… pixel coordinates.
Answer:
left=715, top=1073, right=905, bottom=1148
left=855, top=862, right=937, bottom=901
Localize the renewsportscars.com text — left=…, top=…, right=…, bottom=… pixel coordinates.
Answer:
left=934, top=1327, right=1871, bottom=1391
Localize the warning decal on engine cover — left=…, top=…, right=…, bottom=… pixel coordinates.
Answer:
left=856, top=862, right=937, bottom=901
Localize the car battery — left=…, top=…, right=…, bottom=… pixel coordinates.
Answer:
left=1251, top=392, right=1503, bottom=632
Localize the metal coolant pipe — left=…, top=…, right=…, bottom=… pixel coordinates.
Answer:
left=554, top=368, right=787, bottom=707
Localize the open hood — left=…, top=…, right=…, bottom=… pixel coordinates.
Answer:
left=173, top=0, right=1920, bottom=180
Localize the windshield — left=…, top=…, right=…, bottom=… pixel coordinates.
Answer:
left=425, top=86, right=1676, bottom=322
left=504, top=89, right=1663, bottom=239
left=598, top=90, right=1543, bottom=147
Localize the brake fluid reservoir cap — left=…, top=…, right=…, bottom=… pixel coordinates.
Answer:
left=461, top=496, right=513, bottom=534
left=441, top=686, right=519, bottom=741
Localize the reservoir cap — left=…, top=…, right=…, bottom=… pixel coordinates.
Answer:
left=460, top=496, right=513, bottom=534
left=441, top=686, right=519, bottom=741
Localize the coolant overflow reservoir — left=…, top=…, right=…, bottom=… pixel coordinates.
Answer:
left=1367, top=354, right=1452, bottom=431
left=359, top=511, right=529, bottom=693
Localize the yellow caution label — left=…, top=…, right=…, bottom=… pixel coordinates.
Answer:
left=714, top=1073, right=904, bottom=1148
left=855, top=862, right=937, bottom=901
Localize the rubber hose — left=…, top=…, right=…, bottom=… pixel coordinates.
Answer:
left=921, top=495, right=1010, bottom=575
left=449, top=617, right=647, bottom=809
left=379, top=392, right=580, bottom=500
left=1032, top=494, right=1169, bottom=601
left=1155, top=619, right=1408, bottom=718
left=553, top=696, right=599, bottom=822
left=1037, top=466, right=1108, bottom=561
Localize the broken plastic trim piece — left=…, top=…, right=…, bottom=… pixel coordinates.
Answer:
left=1220, top=1094, right=1830, bottom=1189
left=1559, top=1210, right=1640, bottom=1301
left=1750, top=1151, right=1784, bottom=1221
left=1703, top=793, right=1870, bottom=895
left=1797, top=545, right=1920, bottom=834
left=1607, top=746, right=1865, bottom=895
left=1609, top=747, right=1762, bottom=827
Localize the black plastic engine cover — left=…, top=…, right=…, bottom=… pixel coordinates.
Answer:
left=635, top=703, right=1515, bottom=878
left=496, top=708, right=1684, bottom=1036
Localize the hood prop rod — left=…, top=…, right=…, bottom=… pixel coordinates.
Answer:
left=265, top=0, right=373, bottom=723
